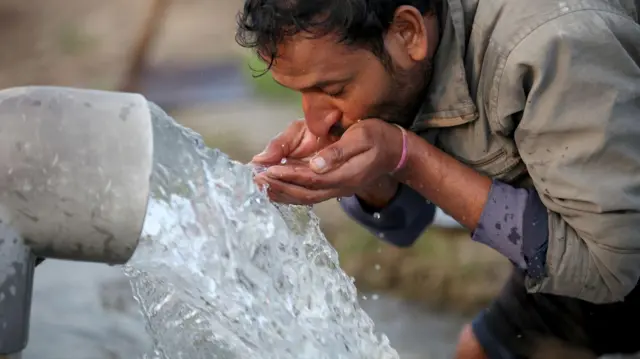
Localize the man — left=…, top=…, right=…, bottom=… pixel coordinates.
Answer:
left=236, top=0, right=640, bottom=358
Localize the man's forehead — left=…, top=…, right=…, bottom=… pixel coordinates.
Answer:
left=268, top=34, right=362, bottom=77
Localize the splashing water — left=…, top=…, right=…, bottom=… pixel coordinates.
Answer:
left=123, top=103, right=399, bottom=359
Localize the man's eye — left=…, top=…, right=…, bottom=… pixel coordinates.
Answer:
left=326, top=88, right=345, bottom=97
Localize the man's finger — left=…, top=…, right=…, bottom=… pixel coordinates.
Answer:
left=252, top=120, right=306, bottom=164
left=267, top=152, right=374, bottom=190
left=309, top=135, right=369, bottom=174
left=258, top=174, right=342, bottom=205
left=265, top=164, right=317, bottom=187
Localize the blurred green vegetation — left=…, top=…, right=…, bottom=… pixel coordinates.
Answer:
left=58, top=22, right=97, bottom=56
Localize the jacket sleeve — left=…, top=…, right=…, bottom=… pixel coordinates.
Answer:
left=472, top=180, right=549, bottom=279
left=495, top=10, right=640, bottom=303
left=339, top=185, right=436, bottom=247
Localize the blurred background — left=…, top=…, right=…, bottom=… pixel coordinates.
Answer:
left=1, top=0, right=510, bottom=358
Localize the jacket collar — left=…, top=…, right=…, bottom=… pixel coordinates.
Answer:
left=411, top=0, right=479, bottom=131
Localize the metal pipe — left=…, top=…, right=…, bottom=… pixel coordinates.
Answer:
left=0, top=86, right=155, bottom=355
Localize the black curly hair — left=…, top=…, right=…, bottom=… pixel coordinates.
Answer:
left=236, top=0, right=439, bottom=69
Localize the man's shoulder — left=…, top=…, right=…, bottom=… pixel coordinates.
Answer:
left=472, top=0, right=638, bottom=55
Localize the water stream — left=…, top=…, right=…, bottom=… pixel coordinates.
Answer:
left=123, top=103, right=400, bottom=358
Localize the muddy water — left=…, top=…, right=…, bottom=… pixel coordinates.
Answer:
left=21, top=260, right=464, bottom=359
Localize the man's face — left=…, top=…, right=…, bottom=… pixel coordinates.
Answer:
left=268, top=32, right=432, bottom=138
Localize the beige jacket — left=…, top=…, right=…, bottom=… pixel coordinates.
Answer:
left=412, top=0, right=640, bottom=303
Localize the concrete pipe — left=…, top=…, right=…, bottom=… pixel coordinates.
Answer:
left=0, top=86, right=154, bottom=355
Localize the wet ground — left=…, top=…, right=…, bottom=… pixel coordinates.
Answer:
left=22, top=259, right=465, bottom=359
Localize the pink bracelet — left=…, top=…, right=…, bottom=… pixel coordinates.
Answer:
left=391, top=124, right=408, bottom=174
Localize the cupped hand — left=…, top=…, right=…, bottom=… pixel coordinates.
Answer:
left=257, top=119, right=404, bottom=205
left=251, top=119, right=334, bottom=166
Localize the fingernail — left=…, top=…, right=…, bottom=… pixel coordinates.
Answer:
left=253, top=151, right=268, bottom=161
left=310, top=156, right=327, bottom=172
left=266, top=166, right=284, bottom=178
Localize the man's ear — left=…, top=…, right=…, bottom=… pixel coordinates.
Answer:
left=387, top=5, right=429, bottom=62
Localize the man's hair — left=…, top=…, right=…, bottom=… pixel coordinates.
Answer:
left=236, top=0, right=438, bottom=68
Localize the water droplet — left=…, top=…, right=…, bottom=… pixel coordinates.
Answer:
left=337, top=197, right=342, bottom=202
left=378, top=233, right=385, bottom=239
left=22, top=182, right=32, bottom=192
left=280, top=158, right=288, bottom=165
left=371, top=294, right=380, bottom=301
left=373, top=212, right=381, bottom=220
left=374, top=264, right=381, bottom=271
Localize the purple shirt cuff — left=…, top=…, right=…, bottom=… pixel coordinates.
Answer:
left=339, top=185, right=436, bottom=247
left=472, top=181, right=549, bottom=279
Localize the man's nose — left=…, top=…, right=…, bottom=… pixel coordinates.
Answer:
left=302, top=95, right=341, bottom=137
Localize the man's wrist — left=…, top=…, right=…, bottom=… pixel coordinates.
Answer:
left=355, top=176, right=399, bottom=210
left=392, top=130, right=492, bottom=230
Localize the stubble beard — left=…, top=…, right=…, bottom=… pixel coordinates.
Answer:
left=368, top=59, right=433, bottom=128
